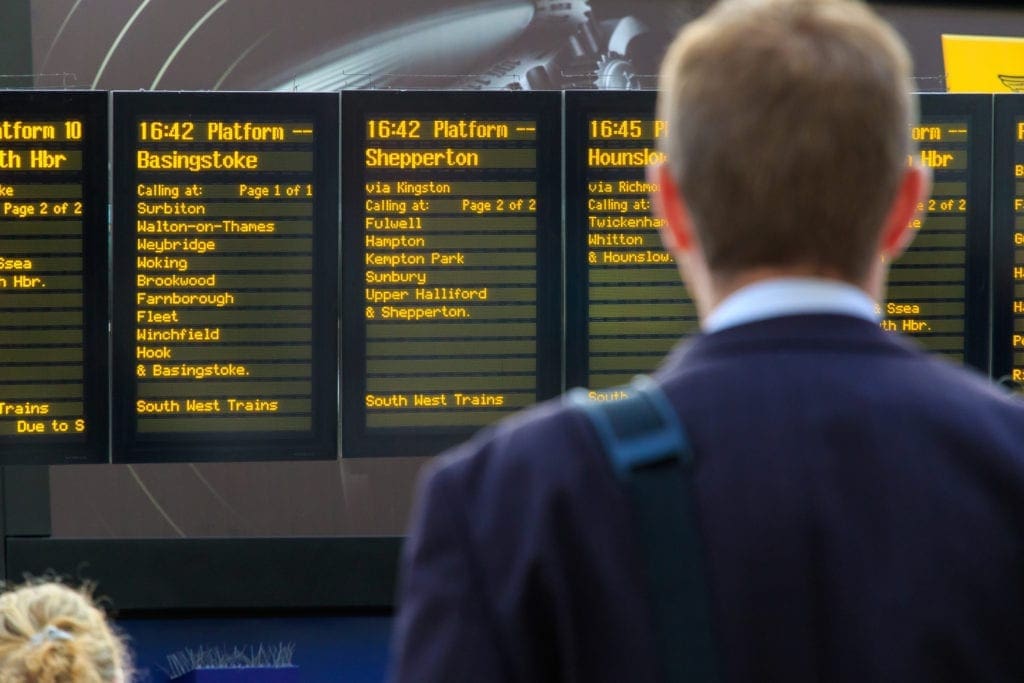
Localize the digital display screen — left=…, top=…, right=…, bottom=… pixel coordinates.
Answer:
left=565, top=92, right=697, bottom=393
left=341, top=91, right=561, bottom=458
left=881, top=94, right=990, bottom=369
left=567, top=93, right=991, bottom=390
left=0, top=92, right=107, bottom=463
left=993, top=95, right=1024, bottom=385
left=112, top=92, right=338, bottom=462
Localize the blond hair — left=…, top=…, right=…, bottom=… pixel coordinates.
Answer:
left=0, top=582, right=129, bottom=683
left=657, top=0, right=915, bottom=281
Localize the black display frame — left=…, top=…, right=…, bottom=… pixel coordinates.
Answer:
left=991, top=94, right=1023, bottom=384
left=340, top=91, right=563, bottom=458
left=563, top=90, right=693, bottom=390
left=916, top=94, right=992, bottom=374
left=566, top=93, right=994, bottom=384
left=110, top=92, right=339, bottom=463
left=0, top=91, right=109, bottom=464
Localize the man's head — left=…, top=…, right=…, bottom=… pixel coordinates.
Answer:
left=651, top=0, right=927, bottom=309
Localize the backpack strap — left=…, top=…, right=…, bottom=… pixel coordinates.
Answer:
left=568, top=376, right=721, bottom=683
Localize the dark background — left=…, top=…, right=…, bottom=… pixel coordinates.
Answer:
left=23, top=1, right=1024, bottom=93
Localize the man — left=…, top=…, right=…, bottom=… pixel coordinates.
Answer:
left=389, top=0, right=1024, bottom=681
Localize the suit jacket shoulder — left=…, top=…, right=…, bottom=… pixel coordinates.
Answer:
left=391, top=397, right=663, bottom=683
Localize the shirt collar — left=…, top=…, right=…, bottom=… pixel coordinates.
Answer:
left=702, top=277, right=879, bottom=334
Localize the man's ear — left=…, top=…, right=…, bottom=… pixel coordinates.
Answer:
left=879, top=164, right=931, bottom=259
left=648, top=161, right=695, bottom=253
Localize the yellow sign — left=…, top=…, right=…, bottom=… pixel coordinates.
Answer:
left=942, top=34, right=1024, bottom=92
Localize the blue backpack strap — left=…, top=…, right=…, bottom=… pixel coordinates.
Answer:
left=568, top=376, right=721, bottom=683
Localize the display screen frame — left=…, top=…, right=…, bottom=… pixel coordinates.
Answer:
left=914, top=93, right=991, bottom=373
left=566, top=92, right=993, bottom=385
left=0, top=91, right=109, bottom=464
left=110, top=91, right=339, bottom=463
left=563, top=90, right=697, bottom=390
left=991, top=94, right=1023, bottom=384
left=340, top=90, right=563, bottom=458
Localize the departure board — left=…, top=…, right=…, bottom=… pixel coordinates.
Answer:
left=992, top=95, right=1024, bottom=386
left=883, top=95, right=990, bottom=370
left=341, top=91, right=561, bottom=458
left=565, top=92, right=696, bottom=392
left=567, top=93, right=991, bottom=387
left=111, top=93, right=338, bottom=462
left=0, top=92, right=108, bottom=463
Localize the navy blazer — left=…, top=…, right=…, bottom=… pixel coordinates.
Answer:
left=389, top=315, right=1024, bottom=682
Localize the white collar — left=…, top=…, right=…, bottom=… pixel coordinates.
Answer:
left=702, top=277, right=879, bottom=334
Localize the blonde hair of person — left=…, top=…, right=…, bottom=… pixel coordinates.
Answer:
left=0, top=582, right=129, bottom=683
left=657, top=0, right=916, bottom=282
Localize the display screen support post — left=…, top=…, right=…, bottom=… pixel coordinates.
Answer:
left=0, top=1, right=31, bottom=89
left=0, top=465, right=53, bottom=581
